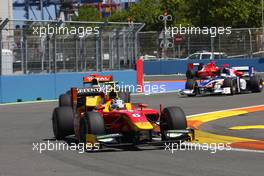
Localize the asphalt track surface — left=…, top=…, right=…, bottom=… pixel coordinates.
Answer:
left=0, top=92, right=264, bottom=176
left=200, top=111, right=264, bottom=140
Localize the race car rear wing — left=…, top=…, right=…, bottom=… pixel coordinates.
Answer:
left=70, top=87, right=104, bottom=108
left=187, top=63, right=203, bottom=71
left=231, top=66, right=254, bottom=77
left=83, top=74, right=113, bottom=85
left=188, top=63, right=255, bottom=77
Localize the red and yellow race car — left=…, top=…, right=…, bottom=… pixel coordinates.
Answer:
left=52, top=75, right=194, bottom=149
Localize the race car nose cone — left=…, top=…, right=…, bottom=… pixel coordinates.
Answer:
left=134, top=122, right=153, bottom=130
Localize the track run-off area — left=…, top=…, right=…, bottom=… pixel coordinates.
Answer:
left=0, top=91, right=264, bottom=176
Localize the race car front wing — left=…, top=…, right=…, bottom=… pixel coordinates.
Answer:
left=86, top=128, right=195, bottom=148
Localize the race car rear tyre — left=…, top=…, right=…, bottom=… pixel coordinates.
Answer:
left=79, top=112, right=105, bottom=143
left=52, top=107, right=74, bottom=140
left=185, top=79, right=198, bottom=97
left=118, top=89, right=131, bottom=103
left=223, top=78, right=237, bottom=95
left=160, top=106, right=187, bottom=140
left=59, top=93, right=71, bottom=107
left=249, top=76, right=263, bottom=92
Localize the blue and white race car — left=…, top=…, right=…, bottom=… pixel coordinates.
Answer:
left=180, top=62, right=263, bottom=96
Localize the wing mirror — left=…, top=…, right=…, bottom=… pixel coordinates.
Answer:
left=138, top=103, right=148, bottom=110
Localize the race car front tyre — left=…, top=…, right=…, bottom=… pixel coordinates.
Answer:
left=59, top=93, right=71, bottom=107
left=79, top=112, right=105, bottom=143
left=249, top=76, right=263, bottom=92
left=185, top=79, right=197, bottom=96
left=160, top=106, right=187, bottom=141
left=52, top=107, right=74, bottom=140
left=186, top=70, right=195, bottom=79
left=223, top=78, right=237, bottom=95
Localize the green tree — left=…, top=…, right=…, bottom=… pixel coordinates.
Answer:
left=160, top=0, right=191, bottom=26
left=73, top=0, right=263, bottom=30
left=109, top=0, right=163, bottom=31
left=187, top=0, right=262, bottom=27
left=72, top=6, right=101, bottom=21
left=109, top=0, right=191, bottom=30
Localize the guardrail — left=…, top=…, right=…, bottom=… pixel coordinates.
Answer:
left=143, top=58, right=264, bottom=75
left=0, top=70, right=136, bottom=103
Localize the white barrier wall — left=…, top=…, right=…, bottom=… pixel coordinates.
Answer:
left=1, top=49, right=13, bottom=75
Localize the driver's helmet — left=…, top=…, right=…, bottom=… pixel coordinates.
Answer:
left=111, top=99, right=125, bottom=110
left=222, top=68, right=230, bottom=74
left=220, top=68, right=230, bottom=77
left=91, top=78, right=99, bottom=87
left=108, top=89, right=117, bottom=99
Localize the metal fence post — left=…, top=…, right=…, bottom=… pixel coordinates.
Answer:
left=116, top=30, right=120, bottom=70
left=0, top=18, right=9, bottom=76
left=25, top=37, right=28, bottom=74
left=126, top=32, right=131, bottom=68
left=187, top=36, right=190, bottom=56
left=47, top=36, right=51, bottom=73
left=79, top=38, right=84, bottom=71
left=156, top=32, right=159, bottom=57
left=0, top=28, right=2, bottom=76
left=75, top=36, right=78, bottom=72
left=248, top=29, right=253, bottom=58
left=243, top=35, right=246, bottom=55
left=53, top=35, right=57, bottom=73
left=40, top=36, right=45, bottom=72
left=122, top=32, right=127, bottom=66
left=22, top=31, right=28, bottom=74
left=100, top=30, right=103, bottom=71
left=62, top=38, right=66, bottom=71
left=134, top=23, right=145, bottom=63
left=109, top=34, right=114, bottom=69
left=108, top=35, right=112, bottom=69
left=210, top=36, right=214, bottom=53
left=132, top=32, right=137, bottom=66
left=218, top=35, right=221, bottom=52
left=95, top=30, right=102, bottom=72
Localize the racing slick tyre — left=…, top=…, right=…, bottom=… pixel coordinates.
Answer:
left=59, top=93, right=71, bottom=107
left=223, top=78, right=237, bottom=95
left=79, top=112, right=105, bottom=143
left=249, top=76, right=263, bottom=93
left=118, top=89, right=131, bottom=103
left=160, top=106, right=187, bottom=141
left=52, top=107, right=74, bottom=140
left=186, top=70, right=195, bottom=79
left=185, top=79, right=198, bottom=97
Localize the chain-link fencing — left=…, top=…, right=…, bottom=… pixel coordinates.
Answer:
left=138, top=28, right=264, bottom=59
left=1, top=19, right=264, bottom=75
left=0, top=19, right=144, bottom=75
